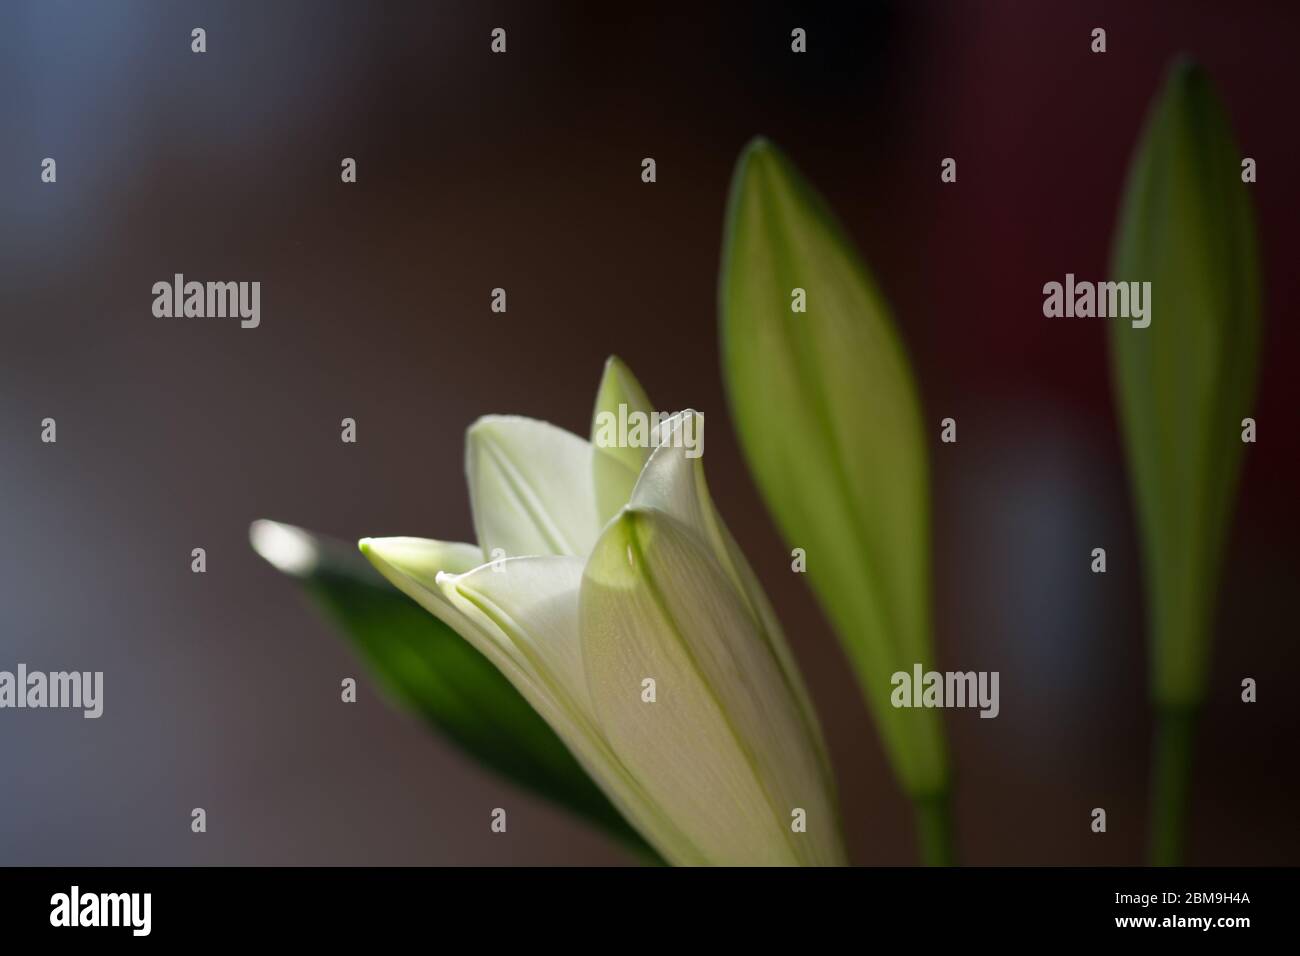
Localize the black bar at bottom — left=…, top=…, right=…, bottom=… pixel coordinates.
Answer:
left=0, top=866, right=1285, bottom=941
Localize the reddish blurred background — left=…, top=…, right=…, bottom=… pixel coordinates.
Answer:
left=1, top=0, right=1296, bottom=864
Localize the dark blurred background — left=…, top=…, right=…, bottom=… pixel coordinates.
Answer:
left=1, top=0, right=1296, bottom=865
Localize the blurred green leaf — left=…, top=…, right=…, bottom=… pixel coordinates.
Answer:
left=249, top=520, right=652, bottom=857
left=718, top=138, right=949, bottom=801
left=1108, top=59, right=1261, bottom=709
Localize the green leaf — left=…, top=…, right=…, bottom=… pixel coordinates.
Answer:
left=249, top=520, right=652, bottom=856
left=718, top=138, right=948, bottom=799
left=1108, top=59, right=1261, bottom=709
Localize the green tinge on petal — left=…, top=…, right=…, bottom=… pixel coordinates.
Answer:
left=591, top=355, right=657, bottom=525
left=447, top=556, right=594, bottom=720
left=629, top=412, right=836, bottom=794
left=466, top=415, right=601, bottom=560
left=447, top=557, right=701, bottom=864
left=364, top=535, right=689, bottom=864
left=581, top=509, right=847, bottom=866
left=249, top=521, right=647, bottom=851
left=1108, top=59, right=1261, bottom=708
left=360, top=537, right=568, bottom=720
left=351, top=535, right=484, bottom=580
left=719, top=137, right=948, bottom=797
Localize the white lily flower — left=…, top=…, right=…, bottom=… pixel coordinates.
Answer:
left=361, top=358, right=845, bottom=866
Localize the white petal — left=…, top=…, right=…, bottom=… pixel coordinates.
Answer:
left=358, top=536, right=520, bottom=695
left=362, top=537, right=699, bottom=863
left=356, top=536, right=485, bottom=579
left=590, top=356, right=656, bottom=525
left=446, top=557, right=593, bottom=718
left=448, top=558, right=707, bottom=862
left=629, top=412, right=836, bottom=791
left=628, top=412, right=715, bottom=543
left=466, top=416, right=601, bottom=559
left=581, top=509, right=846, bottom=866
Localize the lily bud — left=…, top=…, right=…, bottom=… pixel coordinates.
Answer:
left=1109, top=58, right=1262, bottom=709
left=361, top=360, right=845, bottom=865
left=719, top=137, right=950, bottom=803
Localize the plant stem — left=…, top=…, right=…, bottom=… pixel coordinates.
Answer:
left=914, top=791, right=954, bottom=866
left=1149, top=707, right=1198, bottom=866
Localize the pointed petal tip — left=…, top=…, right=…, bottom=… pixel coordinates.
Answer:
left=735, top=136, right=792, bottom=186
left=592, top=356, right=657, bottom=523
left=355, top=536, right=419, bottom=576
left=466, top=413, right=533, bottom=440
left=1166, top=54, right=1203, bottom=85
left=740, top=135, right=775, bottom=162
left=468, top=414, right=589, bottom=449
left=644, top=409, right=705, bottom=464
left=595, top=355, right=650, bottom=405
left=356, top=535, right=419, bottom=562
left=357, top=537, right=490, bottom=601
left=465, top=414, right=505, bottom=442
left=357, top=537, right=445, bottom=594
left=1158, top=56, right=1221, bottom=117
